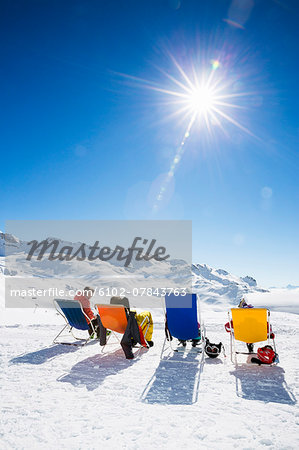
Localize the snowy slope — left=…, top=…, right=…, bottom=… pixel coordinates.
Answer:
left=1, top=241, right=299, bottom=449
left=0, top=306, right=298, bottom=449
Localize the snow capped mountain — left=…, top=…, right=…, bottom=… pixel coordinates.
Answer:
left=0, top=232, right=267, bottom=306
left=192, top=263, right=267, bottom=305
left=0, top=231, right=21, bottom=256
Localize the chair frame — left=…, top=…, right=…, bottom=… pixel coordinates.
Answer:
left=161, top=294, right=206, bottom=364
left=53, top=299, right=96, bottom=346
left=228, top=308, right=276, bottom=364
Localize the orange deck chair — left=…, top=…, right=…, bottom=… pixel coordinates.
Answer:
left=96, top=304, right=128, bottom=336
left=95, top=304, right=151, bottom=353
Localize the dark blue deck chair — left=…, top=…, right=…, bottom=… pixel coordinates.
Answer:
left=162, top=293, right=205, bottom=362
left=53, top=299, right=96, bottom=346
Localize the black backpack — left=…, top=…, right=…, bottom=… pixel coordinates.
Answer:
left=204, top=338, right=223, bottom=358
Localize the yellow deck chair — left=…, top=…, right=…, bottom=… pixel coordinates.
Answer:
left=228, top=308, right=275, bottom=363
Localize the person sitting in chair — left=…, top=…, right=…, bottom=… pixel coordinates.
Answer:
left=238, top=297, right=254, bottom=353
left=110, top=296, right=154, bottom=347
left=177, top=323, right=201, bottom=348
left=225, top=297, right=275, bottom=354
left=74, top=287, right=101, bottom=338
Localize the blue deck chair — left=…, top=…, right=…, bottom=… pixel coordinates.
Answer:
left=53, top=299, right=96, bottom=346
left=162, top=293, right=205, bottom=361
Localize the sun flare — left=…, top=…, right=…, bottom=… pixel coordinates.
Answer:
left=118, top=53, right=256, bottom=211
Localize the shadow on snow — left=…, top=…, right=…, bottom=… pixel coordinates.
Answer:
left=230, top=364, right=296, bottom=405
left=141, top=350, right=204, bottom=405
left=57, top=347, right=146, bottom=391
left=9, top=341, right=99, bottom=365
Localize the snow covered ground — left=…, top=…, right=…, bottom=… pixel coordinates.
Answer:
left=1, top=271, right=298, bottom=449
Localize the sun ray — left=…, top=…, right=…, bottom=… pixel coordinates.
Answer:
left=213, top=100, right=246, bottom=109
left=213, top=91, right=257, bottom=99
left=153, top=112, right=197, bottom=211
left=168, top=53, right=197, bottom=91
left=154, top=65, right=194, bottom=94
left=211, top=106, right=256, bottom=137
left=209, top=108, right=231, bottom=138
left=203, top=109, right=212, bottom=136
left=144, top=86, right=190, bottom=98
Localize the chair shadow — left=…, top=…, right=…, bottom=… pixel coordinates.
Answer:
left=57, top=347, right=146, bottom=391
left=9, top=340, right=99, bottom=365
left=230, top=364, right=296, bottom=405
left=141, top=350, right=203, bottom=405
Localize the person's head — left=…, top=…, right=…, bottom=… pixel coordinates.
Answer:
left=238, top=297, right=253, bottom=308
left=238, top=297, right=247, bottom=308
left=110, top=296, right=130, bottom=309
left=83, top=286, right=95, bottom=299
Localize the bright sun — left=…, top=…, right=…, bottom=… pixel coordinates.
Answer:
left=188, top=85, right=215, bottom=114
left=119, top=54, right=255, bottom=211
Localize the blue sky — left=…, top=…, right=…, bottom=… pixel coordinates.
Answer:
left=0, top=0, right=298, bottom=287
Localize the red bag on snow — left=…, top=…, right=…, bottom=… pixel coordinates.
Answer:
left=257, top=345, right=277, bottom=364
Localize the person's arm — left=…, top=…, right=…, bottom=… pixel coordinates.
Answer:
left=83, top=306, right=95, bottom=322
left=76, top=295, right=95, bottom=322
